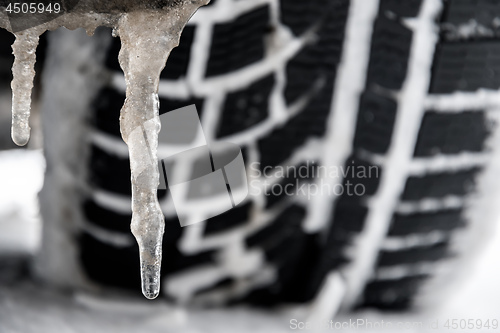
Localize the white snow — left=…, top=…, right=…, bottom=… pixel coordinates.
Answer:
left=0, top=149, right=43, bottom=253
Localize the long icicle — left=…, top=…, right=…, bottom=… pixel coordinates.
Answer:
left=116, top=6, right=203, bottom=299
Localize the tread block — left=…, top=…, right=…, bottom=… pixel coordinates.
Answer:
left=443, top=0, right=500, bottom=26
left=389, top=209, right=465, bottom=236
left=89, top=144, right=169, bottom=199
left=241, top=229, right=321, bottom=305
left=92, top=87, right=124, bottom=137
left=367, top=17, right=413, bottom=90
left=284, top=2, right=348, bottom=106
left=80, top=232, right=141, bottom=290
left=258, top=78, right=335, bottom=169
left=353, top=92, right=398, bottom=154
left=283, top=44, right=328, bottom=107
left=258, top=6, right=349, bottom=168
left=379, top=0, right=422, bottom=17
left=377, top=242, right=451, bottom=266
left=342, top=156, right=382, bottom=196
left=314, top=197, right=366, bottom=278
left=264, top=220, right=306, bottom=266
left=216, top=74, right=274, bottom=138
left=89, top=144, right=132, bottom=196
left=277, top=198, right=362, bottom=305
left=274, top=233, right=323, bottom=303
left=205, top=5, right=270, bottom=77
left=259, top=233, right=316, bottom=303
left=362, top=275, right=428, bottom=310
left=83, top=199, right=132, bottom=233
left=92, top=86, right=204, bottom=137
left=0, top=29, right=14, bottom=82
left=203, top=201, right=253, bottom=235
left=279, top=0, right=330, bottom=36
left=430, top=42, right=500, bottom=93
left=245, top=204, right=306, bottom=250
left=284, top=43, right=323, bottom=106
left=257, top=111, right=313, bottom=169
left=414, top=111, right=490, bottom=156
left=158, top=96, right=205, bottom=117
left=274, top=195, right=367, bottom=304
left=331, top=196, right=369, bottom=234
left=0, top=29, right=14, bottom=59
left=280, top=0, right=349, bottom=37
left=402, top=168, right=480, bottom=200
left=89, top=144, right=168, bottom=198
left=242, top=204, right=309, bottom=305
left=265, top=161, right=318, bottom=208
left=83, top=198, right=177, bottom=235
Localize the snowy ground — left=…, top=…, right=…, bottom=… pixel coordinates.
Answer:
left=0, top=149, right=499, bottom=332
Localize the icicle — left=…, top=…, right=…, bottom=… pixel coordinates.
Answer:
left=116, top=2, right=207, bottom=299
left=11, top=31, right=40, bottom=146
left=1, top=0, right=208, bottom=299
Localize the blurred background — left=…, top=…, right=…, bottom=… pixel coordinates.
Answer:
left=2, top=0, right=500, bottom=331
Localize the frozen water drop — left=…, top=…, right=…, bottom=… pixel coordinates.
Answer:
left=141, top=261, right=161, bottom=300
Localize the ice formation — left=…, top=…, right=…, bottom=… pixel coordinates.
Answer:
left=10, top=30, right=39, bottom=146
left=0, top=0, right=209, bottom=299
